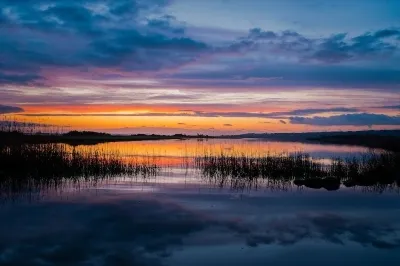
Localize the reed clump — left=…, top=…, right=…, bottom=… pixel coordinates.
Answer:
left=195, top=151, right=400, bottom=190
left=0, top=115, right=65, bottom=135
left=0, top=143, right=160, bottom=195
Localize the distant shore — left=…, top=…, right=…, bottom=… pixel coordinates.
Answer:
left=1, top=130, right=400, bottom=152
left=0, top=131, right=212, bottom=145
left=311, top=135, right=400, bottom=152
left=227, top=130, right=400, bottom=152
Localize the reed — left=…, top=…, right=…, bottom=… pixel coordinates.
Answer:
left=195, top=150, right=400, bottom=190
left=0, top=143, right=160, bottom=198
left=0, top=115, right=65, bottom=135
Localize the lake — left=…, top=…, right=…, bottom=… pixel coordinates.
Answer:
left=0, top=139, right=399, bottom=266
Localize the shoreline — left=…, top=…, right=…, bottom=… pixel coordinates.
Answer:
left=1, top=130, right=399, bottom=152
left=0, top=133, right=213, bottom=145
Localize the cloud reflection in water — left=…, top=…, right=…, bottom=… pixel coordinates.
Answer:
left=1, top=188, right=400, bottom=265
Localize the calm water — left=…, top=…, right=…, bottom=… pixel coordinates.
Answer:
left=1, top=139, right=399, bottom=266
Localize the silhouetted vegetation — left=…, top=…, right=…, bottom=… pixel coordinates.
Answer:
left=2, top=115, right=400, bottom=196
left=0, top=143, right=159, bottom=199
left=3, top=116, right=398, bottom=150
left=227, top=130, right=400, bottom=152
left=63, top=131, right=112, bottom=137
left=311, top=134, right=400, bottom=152
left=195, top=151, right=400, bottom=191
left=0, top=116, right=66, bottom=135
left=0, top=117, right=212, bottom=145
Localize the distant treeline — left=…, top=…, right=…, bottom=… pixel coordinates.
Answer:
left=311, top=134, right=400, bottom=152
left=224, top=130, right=400, bottom=152
left=0, top=129, right=212, bottom=146
left=63, top=131, right=112, bottom=137
left=1, top=116, right=399, bottom=151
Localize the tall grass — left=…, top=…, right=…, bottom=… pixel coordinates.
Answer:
left=195, top=150, right=400, bottom=190
left=1, top=139, right=399, bottom=198
left=0, top=143, right=160, bottom=198
left=0, top=115, right=66, bottom=135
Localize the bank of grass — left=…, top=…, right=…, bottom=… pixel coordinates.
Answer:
left=195, top=151, right=400, bottom=190
left=0, top=143, right=159, bottom=197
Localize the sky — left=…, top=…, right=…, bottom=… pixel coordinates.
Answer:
left=0, top=0, right=399, bottom=134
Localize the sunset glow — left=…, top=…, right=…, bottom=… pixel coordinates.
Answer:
left=1, top=0, right=399, bottom=134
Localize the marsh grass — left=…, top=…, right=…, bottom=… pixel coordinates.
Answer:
left=0, top=115, right=66, bottom=135
left=195, top=150, right=400, bottom=190
left=0, top=143, right=160, bottom=199
left=1, top=134, right=399, bottom=199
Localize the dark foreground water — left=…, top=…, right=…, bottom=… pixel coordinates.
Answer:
left=0, top=139, right=399, bottom=266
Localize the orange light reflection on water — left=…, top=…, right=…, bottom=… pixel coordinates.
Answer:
left=71, top=139, right=370, bottom=167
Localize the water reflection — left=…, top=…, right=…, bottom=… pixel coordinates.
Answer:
left=0, top=140, right=400, bottom=266
left=0, top=138, right=399, bottom=265
left=1, top=186, right=400, bottom=265
left=75, top=138, right=371, bottom=158
left=0, top=139, right=398, bottom=202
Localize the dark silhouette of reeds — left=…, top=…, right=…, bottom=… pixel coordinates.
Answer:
left=0, top=143, right=159, bottom=199
left=0, top=115, right=66, bottom=135
left=195, top=151, right=400, bottom=191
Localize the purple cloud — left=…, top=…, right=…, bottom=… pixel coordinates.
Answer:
left=20, top=108, right=364, bottom=119
left=0, top=105, right=24, bottom=114
left=0, top=0, right=208, bottom=85
left=290, top=113, right=400, bottom=126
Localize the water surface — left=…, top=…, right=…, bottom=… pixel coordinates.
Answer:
left=0, top=139, right=399, bottom=266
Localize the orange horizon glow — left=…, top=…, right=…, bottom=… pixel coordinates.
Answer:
left=19, top=104, right=292, bottom=114
left=4, top=112, right=400, bottom=135
left=2, top=101, right=399, bottom=135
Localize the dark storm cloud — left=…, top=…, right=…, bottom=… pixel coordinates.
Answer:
left=290, top=113, right=400, bottom=126
left=161, top=27, right=398, bottom=89
left=231, top=27, right=400, bottom=63
left=1, top=0, right=399, bottom=89
left=230, top=28, right=312, bottom=54
left=0, top=0, right=208, bottom=84
left=313, top=31, right=398, bottom=63
left=374, top=29, right=400, bottom=38
left=147, top=15, right=185, bottom=35
left=0, top=105, right=24, bottom=114
left=169, top=63, right=400, bottom=89
left=0, top=72, right=43, bottom=85
left=87, top=29, right=208, bottom=70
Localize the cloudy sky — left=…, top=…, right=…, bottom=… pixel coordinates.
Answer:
left=0, top=0, right=399, bottom=134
